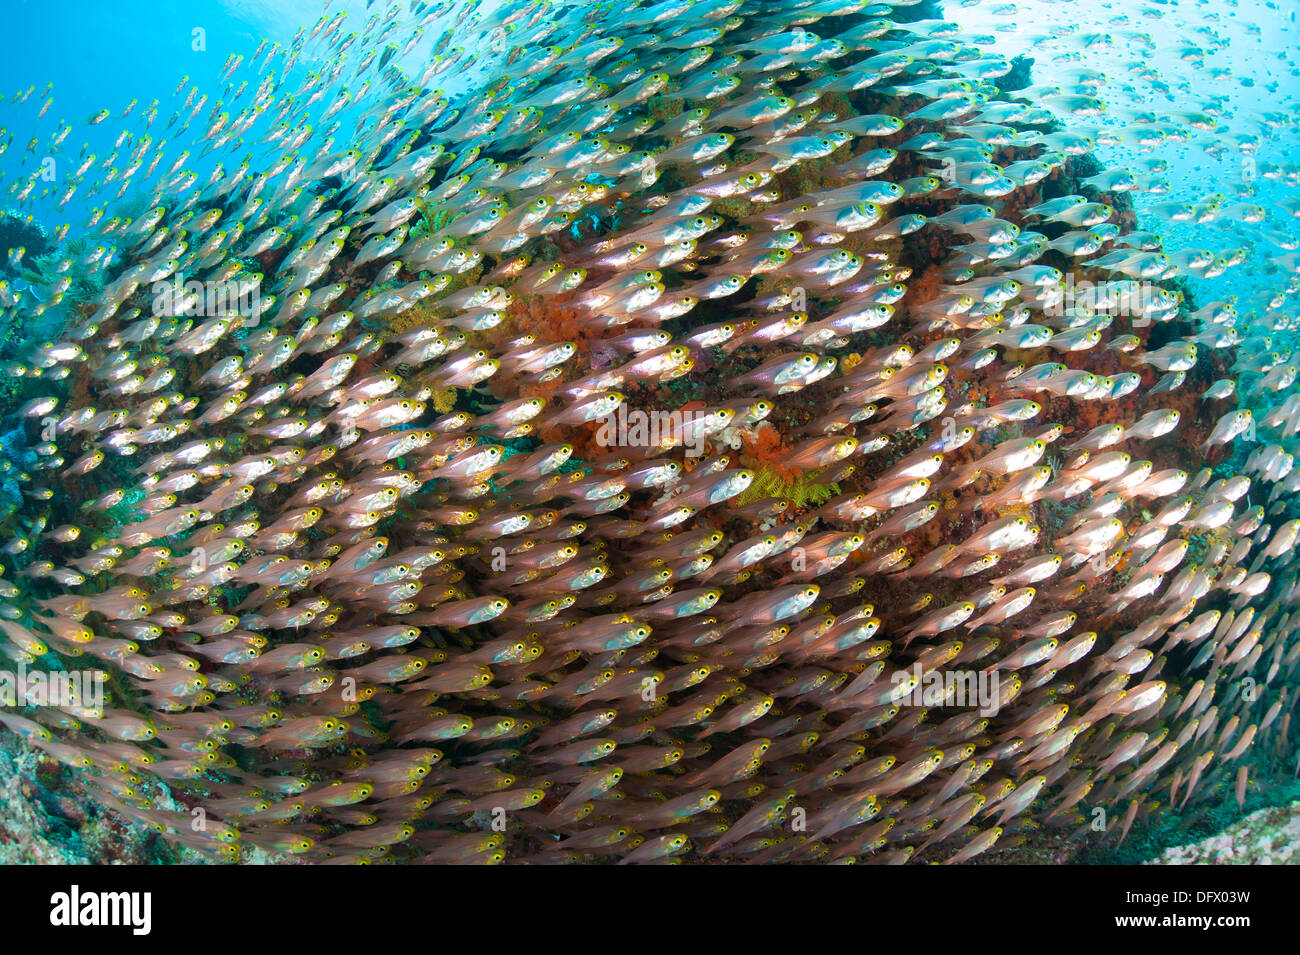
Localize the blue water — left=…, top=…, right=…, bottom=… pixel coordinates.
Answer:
left=2, top=0, right=503, bottom=230
left=6, top=0, right=1295, bottom=312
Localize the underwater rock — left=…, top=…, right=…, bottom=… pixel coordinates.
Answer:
left=1152, top=802, right=1300, bottom=865
left=0, top=211, right=53, bottom=278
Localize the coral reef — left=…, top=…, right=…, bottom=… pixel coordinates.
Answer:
left=0, top=211, right=54, bottom=278
left=0, top=736, right=203, bottom=864
left=0, top=0, right=1291, bottom=868
left=1152, top=802, right=1300, bottom=865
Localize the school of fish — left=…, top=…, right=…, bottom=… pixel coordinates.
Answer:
left=0, top=0, right=1297, bottom=863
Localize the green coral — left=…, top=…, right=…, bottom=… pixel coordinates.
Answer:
left=735, top=465, right=839, bottom=510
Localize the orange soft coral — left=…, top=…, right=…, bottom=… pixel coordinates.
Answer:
left=741, top=420, right=804, bottom=484
left=503, top=294, right=598, bottom=354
